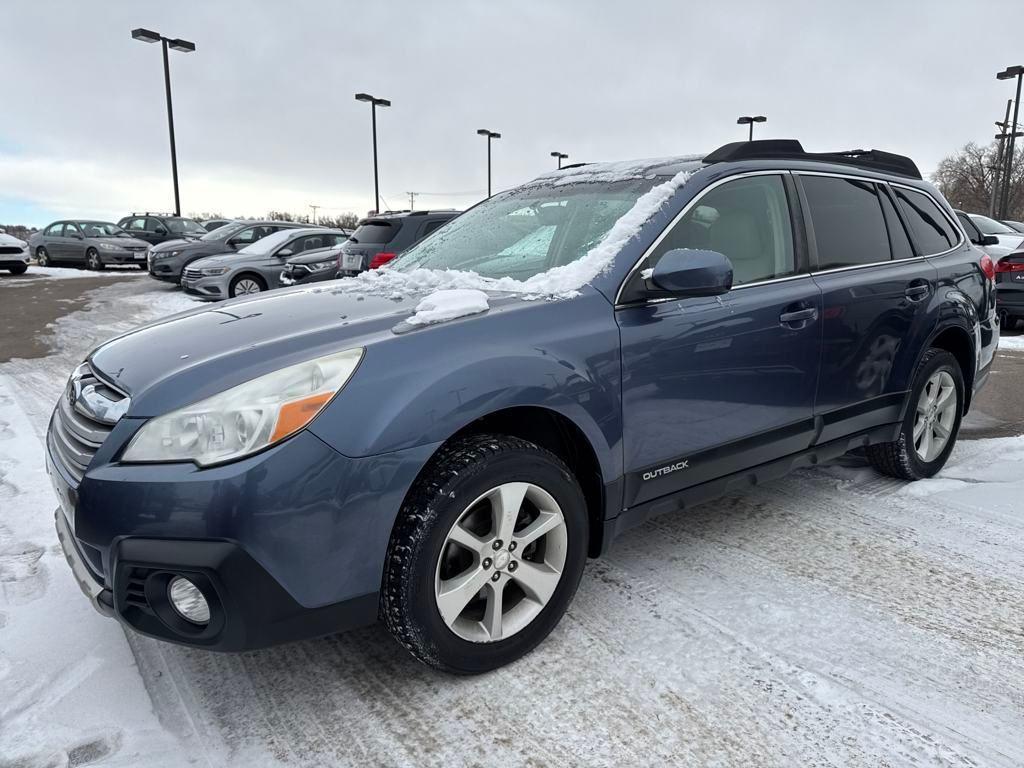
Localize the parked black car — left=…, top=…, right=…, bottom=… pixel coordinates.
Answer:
left=202, top=218, right=234, bottom=232
left=117, top=213, right=207, bottom=247
left=279, top=231, right=354, bottom=287
left=147, top=220, right=308, bottom=284
left=336, top=210, right=458, bottom=276
left=956, top=210, right=1024, bottom=328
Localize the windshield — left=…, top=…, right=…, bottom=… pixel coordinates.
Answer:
left=393, top=178, right=660, bottom=281
left=200, top=223, right=241, bottom=242
left=237, top=228, right=299, bottom=255
left=78, top=221, right=127, bottom=237
left=167, top=218, right=206, bottom=234
left=969, top=214, right=1015, bottom=235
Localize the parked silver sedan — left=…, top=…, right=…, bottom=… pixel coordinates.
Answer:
left=181, top=227, right=349, bottom=300
left=28, top=221, right=150, bottom=269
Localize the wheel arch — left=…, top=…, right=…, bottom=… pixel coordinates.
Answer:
left=924, top=323, right=976, bottom=412
left=231, top=271, right=268, bottom=292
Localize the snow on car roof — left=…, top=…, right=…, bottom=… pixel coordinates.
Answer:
left=525, top=155, right=705, bottom=188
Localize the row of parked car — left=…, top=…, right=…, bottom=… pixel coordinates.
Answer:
left=8, top=209, right=462, bottom=299
left=954, top=212, right=1024, bottom=328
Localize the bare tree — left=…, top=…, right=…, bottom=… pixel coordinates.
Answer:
left=932, top=141, right=1024, bottom=219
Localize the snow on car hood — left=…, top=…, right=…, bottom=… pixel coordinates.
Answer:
left=0, top=232, right=27, bottom=247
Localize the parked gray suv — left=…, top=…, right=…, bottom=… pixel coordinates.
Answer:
left=147, top=220, right=307, bottom=284
left=28, top=221, right=150, bottom=269
left=182, top=228, right=350, bottom=300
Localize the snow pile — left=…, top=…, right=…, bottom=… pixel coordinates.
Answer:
left=325, top=166, right=698, bottom=304
left=0, top=266, right=144, bottom=285
left=526, top=155, right=704, bottom=187
left=407, top=288, right=489, bottom=326
left=999, top=334, right=1024, bottom=351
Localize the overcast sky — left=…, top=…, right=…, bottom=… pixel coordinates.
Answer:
left=1, top=0, right=1020, bottom=227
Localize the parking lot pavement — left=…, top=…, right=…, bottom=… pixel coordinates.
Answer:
left=2, top=278, right=1023, bottom=767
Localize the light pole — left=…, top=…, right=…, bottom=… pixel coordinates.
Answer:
left=551, top=151, right=569, bottom=169
left=736, top=115, right=766, bottom=141
left=477, top=129, right=501, bottom=197
left=131, top=28, right=195, bottom=216
left=997, top=66, right=1024, bottom=219
left=355, top=93, right=391, bottom=214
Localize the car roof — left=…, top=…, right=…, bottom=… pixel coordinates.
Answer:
left=358, top=210, right=459, bottom=224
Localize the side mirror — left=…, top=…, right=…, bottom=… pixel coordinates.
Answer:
left=227, top=238, right=240, bottom=249
left=646, top=249, right=733, bottom=297
left=69, top=232, right=83, bottom=240
left=155, top=227, right=168, bottom=235
left=276, top=248, right=294, bottom=258
left=981, top=234, right=999, bottom=246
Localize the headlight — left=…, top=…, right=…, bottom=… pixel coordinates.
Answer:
left=98, top=242, right=124, bottom=251
left=200, top=266, right=229, bottom=276
left=309, top=262, right=334, bottom=271
left=122, top=348, right=363, bottom=466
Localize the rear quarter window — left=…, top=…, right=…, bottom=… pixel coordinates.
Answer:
left=801, top=175, right=891, bottom=270
left=893, top=188, right=959, bottom=255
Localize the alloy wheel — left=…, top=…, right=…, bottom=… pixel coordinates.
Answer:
left=37, top=248, right=49, bottom=267
left=434, top=482, right=568, bottom=643
left=913, top=369, right=957, bottom=462
left=234, top=278, right=262, bottom=296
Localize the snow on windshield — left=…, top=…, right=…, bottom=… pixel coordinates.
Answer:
left=238, top=228, right=300, bottom=255
left=324, top=162, right=700, bottom=302
left=525, top=155, right=703, bottom=188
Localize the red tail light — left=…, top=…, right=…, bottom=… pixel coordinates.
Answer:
left=980, top=254, right=996, bottom=282
left=369, top=252, right=397, bottom=270
left=995, top=257, right=1024, bottom=273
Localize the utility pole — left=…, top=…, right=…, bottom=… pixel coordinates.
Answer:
left=991, top=100, right=1013, bottom=217
left=355, top=93, right=391, bottom=214
left=997, top=66, right=1024, bottom=219
left=407, top=192, right=417, bottom=210
left=309, top=204, right=320, bottom=225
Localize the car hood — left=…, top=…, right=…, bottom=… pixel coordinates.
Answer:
left=189, top=252, right=247, bottom=269
left=0, top=233, right=26, bottom=247
left=89, top=283, right=530, bottom=416
left=151, top=238, right=209, bottom=254
left=288, top=249, right=341, bottom=265
left=94, top=236, right=150, bottom=249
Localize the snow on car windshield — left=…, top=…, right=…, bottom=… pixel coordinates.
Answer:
left=329, top=157, right=702, bottom=301
left=237, top=228, right=301, bottom=255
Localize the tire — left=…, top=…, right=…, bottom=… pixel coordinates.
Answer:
left=381, top=434, right=589, bottom=674
left=8, top=263, right=27, bottom=275
left=866, top=348, right=964, bottom=480
left=86, top=248, right=105, bottom=271
left=229, top=273, right=265, bottom=298
left=36, top=247, right=51, bottom=267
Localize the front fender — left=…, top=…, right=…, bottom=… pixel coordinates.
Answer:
left=309, top=289, right=623, bottom=483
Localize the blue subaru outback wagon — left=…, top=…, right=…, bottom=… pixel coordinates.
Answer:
left=48, top=140, right=997, bottom=673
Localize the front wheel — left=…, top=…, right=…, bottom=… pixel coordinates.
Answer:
left=867, top=348, right=964, bottom=480
left=86, top=248, right=105, bottom=270
left=229, top=274, right=264, bottom=297
left=7, top=263, right=27, bottom=275
left=382, top=434, right=588, bottom=674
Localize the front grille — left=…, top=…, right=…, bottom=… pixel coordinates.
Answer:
left=291, top=265, right=310, bottom=277
left=182, top=267, right=202, bottom=280
left=48, top=363, right=128, bottom=485
left=122, top=567, right=155, bottom=615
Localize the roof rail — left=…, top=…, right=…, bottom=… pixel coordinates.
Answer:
left=702, top=139, right=921, bottom=179
left=129, top=211, right=178, bottom=217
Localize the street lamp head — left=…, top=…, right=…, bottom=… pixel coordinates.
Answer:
left=997, top=65, right=1024, bottom=80
left=355, top=93, right=373, bottom=102
left=551, top=151, right=568, bottom=159
left=375, top=98, right=391, bottom=108
left=356, top=93, right=390, bottom=107
left=753, top=115, right=767, bottom=123
left=477, top=129, right=492, bottom=136
left=131, top=27, right=161, bottom=44
left=168, top=38, right=196, bottom=53
left=477, top=129, right=500, bottom=138
left=737, top=115, right=767, bottom=124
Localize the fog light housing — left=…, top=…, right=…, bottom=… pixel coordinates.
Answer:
left=167, top=576, right=211, bottom=624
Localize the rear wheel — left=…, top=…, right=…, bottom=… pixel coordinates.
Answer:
left=381, top=434, right=588, bottom=674
left=36, top=247, right=51, bottom=267
left=866, top=348, right=964, bottom=480
left=86, top=248, right=104, bottom=271
left=229, top=274, right=265, bottom=297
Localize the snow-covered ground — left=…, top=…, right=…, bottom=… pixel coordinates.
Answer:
left=0, top=265, right=147, bottom=285
left=2, top=280, right=1023, bottom=766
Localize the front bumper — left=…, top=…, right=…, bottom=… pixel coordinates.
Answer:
left=47, top=417, right=439, bottom=650
left=101, top=249, right=149, bottom=265
left=181, top=274, right=226, bottom=300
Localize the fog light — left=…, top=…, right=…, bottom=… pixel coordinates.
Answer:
left=167, top=576, right=210, bottom=624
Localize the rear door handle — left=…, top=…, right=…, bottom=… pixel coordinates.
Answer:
left=904, top=282, right=930, bottom=301
left=779, top=307, right=818, bottom=326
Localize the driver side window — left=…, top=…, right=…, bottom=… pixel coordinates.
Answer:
left=648, top=174, right=796, bottom=287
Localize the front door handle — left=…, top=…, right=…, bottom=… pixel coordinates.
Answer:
left=780, top=307, right=818, bottom=327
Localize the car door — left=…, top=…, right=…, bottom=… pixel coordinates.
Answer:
left=62, top=222, right=86, bottom=262
left=616, top=172, right=822, bottom=507
left=42, top=222, right=65, bottom=258
left=123, top=217, right=150, bottom=243
left=146, top=217, right=169, bottom=244
left=797, top=173, right=940, bottom=442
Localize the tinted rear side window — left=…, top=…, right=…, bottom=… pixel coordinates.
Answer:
left=801, top=176, right=890, bottom=270
left=351, top=222, right=396, bottom=244
left=878, top=188, right=915, bottom=261
left=893, top=188, right=958, bottom=255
